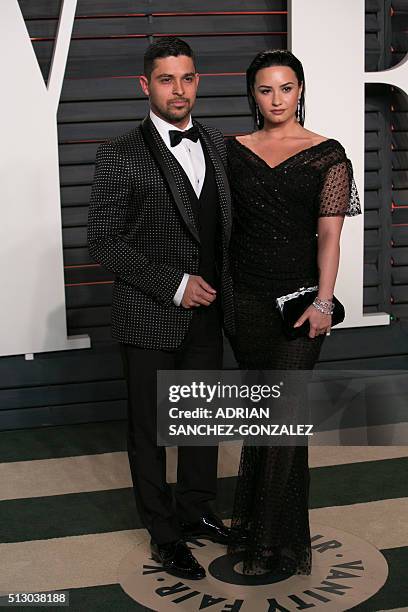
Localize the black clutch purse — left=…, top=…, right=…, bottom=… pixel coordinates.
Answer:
left=276, top=286, right=345, bottom=339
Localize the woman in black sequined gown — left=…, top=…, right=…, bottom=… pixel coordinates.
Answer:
left=226, top=50, right=361, bottom=576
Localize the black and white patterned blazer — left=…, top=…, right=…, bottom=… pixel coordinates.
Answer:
left=87, top=115, right=235, bottom=349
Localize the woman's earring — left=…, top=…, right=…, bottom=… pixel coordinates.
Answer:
left=255, top=105, right=260, bottom=127
left=296, top=99, right=301, bottom=121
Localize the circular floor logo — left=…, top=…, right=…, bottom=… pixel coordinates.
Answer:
left=118, top=523, right=388, bottom=611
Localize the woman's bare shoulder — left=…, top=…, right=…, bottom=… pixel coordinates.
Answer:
left=302, top=128, right=331, bottom=146
left=235, top=133, right=258, bottom=145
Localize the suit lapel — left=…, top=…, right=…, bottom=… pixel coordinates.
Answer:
left=195, top=121, right=232, bottom=243
left=140, top=116, right=200, bottom=244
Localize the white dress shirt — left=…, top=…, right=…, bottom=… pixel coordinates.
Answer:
left=149, top=110, right=206, bottom=306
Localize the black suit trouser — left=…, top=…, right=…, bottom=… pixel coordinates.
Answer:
left=119, top=304, right=223, bottom=545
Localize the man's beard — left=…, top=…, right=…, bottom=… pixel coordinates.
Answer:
left=157, top=101, right=192, bottom=124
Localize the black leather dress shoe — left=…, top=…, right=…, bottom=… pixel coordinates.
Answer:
left=181, top=514, right=231, bottom=544
left=150, top=538, right=206, bottom=580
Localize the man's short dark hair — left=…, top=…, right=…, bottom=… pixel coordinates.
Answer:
left=143, top=37, right=196, bottom=79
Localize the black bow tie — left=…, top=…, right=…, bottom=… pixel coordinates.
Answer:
left=169, top=125, right=200, bottom=147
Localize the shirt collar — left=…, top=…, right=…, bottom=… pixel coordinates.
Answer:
left=149, top=109, right=193, bottom=148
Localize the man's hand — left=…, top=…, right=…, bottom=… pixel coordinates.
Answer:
left=181, top=275, right=216, bottom=309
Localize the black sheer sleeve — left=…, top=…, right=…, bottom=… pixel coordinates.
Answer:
left=318, top=156, right=361, bottom=217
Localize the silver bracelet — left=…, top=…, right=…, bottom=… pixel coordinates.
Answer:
left=312, top=297, right=334, bottom=315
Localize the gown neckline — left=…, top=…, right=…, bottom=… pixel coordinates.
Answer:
left=232, top=136, right=336, bottom=171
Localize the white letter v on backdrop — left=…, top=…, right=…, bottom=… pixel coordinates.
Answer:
left=0, top=0, right=90, bottom=357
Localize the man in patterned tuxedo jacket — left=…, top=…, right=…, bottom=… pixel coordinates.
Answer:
left=87, top=38, right=234, bottom=580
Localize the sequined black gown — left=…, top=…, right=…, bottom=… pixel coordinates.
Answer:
left=226, top=137, right=361, bottom=576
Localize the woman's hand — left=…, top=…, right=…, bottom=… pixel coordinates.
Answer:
left=294, top=305, right=332, bottom=338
